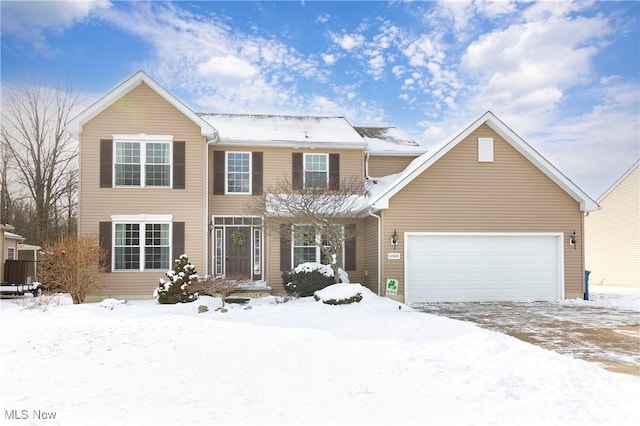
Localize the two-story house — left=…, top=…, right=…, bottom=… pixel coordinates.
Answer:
left=68, top=71, right=598, bottom=303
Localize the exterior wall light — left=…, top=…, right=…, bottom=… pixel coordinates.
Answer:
left=391, top=230, right=398, bottom=248
left=569, top=230, right=577, bottom=249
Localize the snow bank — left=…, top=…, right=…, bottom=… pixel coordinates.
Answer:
left=1, top=289, right=638, bottom=426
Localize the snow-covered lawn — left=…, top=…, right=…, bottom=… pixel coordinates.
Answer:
left=1, top=285, right=639, bottom=426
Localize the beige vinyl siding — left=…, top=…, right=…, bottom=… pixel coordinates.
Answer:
left=363, top=215, right=380, bottom=294
left=79, top=82, right=208, bottom=299
left=368, top=156, right=418, bottom=177
left=210, top=146, right=367, bottom=291
left=585, top=165, right=639, bottom=287
left=208, top=146, right=365, bottom=215
left=381, top=124, right=584, bottom=301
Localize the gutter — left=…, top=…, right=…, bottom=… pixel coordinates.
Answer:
left=368, top=208, right=382, bottom=296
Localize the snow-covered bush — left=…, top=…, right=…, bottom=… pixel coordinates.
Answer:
left=282, top=262, right=349, bottom=297
left=153, top=255, right=199, bottom=304
left=314, top=283, right=363, bottom=305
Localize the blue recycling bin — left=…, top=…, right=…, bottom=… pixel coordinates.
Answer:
left=584, top=270, right=591, bottom=300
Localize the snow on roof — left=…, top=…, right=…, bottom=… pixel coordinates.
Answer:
left=199, top=114, right=367, bottom=149
left=4, top=231, right=25, bottom=241
left=355, top=127, right=426, bottom=156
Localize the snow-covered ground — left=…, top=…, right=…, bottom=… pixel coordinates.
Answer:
left=1, top=284, right=638, bottom=426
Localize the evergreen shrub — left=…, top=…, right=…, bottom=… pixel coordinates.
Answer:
left=153, top=255, right=199, bottom=304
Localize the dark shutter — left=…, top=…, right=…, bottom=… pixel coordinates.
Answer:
left=280, top=224, right=291, bottom=271
left=99, top=221, right=112, bottom=272
left=172, top=222, right=185, bottom=263
left=344, top=224, right=356, bottom=271
left=173, top=141, right=185, bottom=189
left=329, top=153, right=340, bottom=190
left=292, top=152, right=303, bottom=190
left=213, top=151, right=225, bottom=195
left=100, top=140, right=113, bottom=188
left=252, top=152, right=263, bottom=195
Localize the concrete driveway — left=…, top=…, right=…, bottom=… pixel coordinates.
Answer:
left=416, top=300, right=640, bottom=376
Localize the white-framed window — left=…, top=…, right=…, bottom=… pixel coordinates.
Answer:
left=304, top=153, right=328, bottom=189
left=292, top=224, right=344, bottom=268
left=253, top=228, right=262, bottom=275
left=113, top=134, right=172, bottom=187
left=226, top=152, right=251, bottom=194
left=112, top=214, right=172, bottom=271
left=214, top=228, right=224, bottom=276
left=7, top=247, right=15, bottom=260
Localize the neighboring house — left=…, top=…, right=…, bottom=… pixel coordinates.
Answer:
left=1, top=222, right=18, bottom=283
left=1, top=225, right=39, bottom=284
left=68, top=71, right=598, bottom=303
left=585, top=160, right=640, bottom=288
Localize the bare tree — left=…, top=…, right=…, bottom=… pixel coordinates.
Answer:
left=251, top=176, right=366, bottom=283
left=1, top=80, right=79, bottom=245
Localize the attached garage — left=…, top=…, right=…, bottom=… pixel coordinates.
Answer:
left=405, top=233, right=564, bottom=303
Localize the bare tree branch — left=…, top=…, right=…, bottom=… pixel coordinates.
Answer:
left=1, top=79, right=79, bottom=244
left=249, top=176, right=365, bottom=283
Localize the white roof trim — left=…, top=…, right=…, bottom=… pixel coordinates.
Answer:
left=4, top=231, right=25, bottom=241
left=66, top=71, right=217, bottom=140
left=215, top=139, right=367, bottom=149
left=369, top=111, right=599, bottom=212
left=596, top=159, right=639, bottom=202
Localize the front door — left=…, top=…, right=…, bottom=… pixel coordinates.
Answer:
left=225, top=227, right=251, bottom=278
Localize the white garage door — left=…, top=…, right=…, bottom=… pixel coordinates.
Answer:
left=405, top=233, right=563, bottom=303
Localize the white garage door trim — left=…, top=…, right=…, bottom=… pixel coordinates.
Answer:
left=404, top=232, right=564, bottom=303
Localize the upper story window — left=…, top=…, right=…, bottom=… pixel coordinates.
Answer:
left=226, top=152, right=251, bottom=194
left=113, top=135, right=172, bottom=187
left=304, top=153, right=328, bottom=189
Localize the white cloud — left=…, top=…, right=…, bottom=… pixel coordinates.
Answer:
left=322, top=53, right=337, bottom=65
left=331, top=32, right=365, bottom=51
left=0, top=0, right=111, bottom=54
left=197, top=55, right=258, bottom=80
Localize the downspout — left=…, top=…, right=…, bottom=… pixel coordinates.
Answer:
left=368, top=208, right=382, bottom=296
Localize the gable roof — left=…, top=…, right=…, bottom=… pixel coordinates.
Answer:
left=596, top=159, right=639, bottom=203
left=199, top=113, right=366, bottom=149
left=66, top=70, right=217, bottom=140
left=355, top=127, right=426, bottom=156
left=369, top=111, right=599, bottom=212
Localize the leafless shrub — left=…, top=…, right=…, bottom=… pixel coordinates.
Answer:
left=14, top=293, right=64, bottom=311
left=191, top=274, right=250, bottom=308
left=38, top=235, right=106, bottom=304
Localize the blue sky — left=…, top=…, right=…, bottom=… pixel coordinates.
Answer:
left=1, top=0, right=638, bottom=199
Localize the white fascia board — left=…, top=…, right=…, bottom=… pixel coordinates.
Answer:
left=366, top=150, right=427, bottom=157
left=67, top=71, right=217, bottom=140
left=484, top=115, right=599, bottom=212
left=370, top=111, right=599, bottom=212
left=597, top=159, right=639, bottom=202
left=215, top=138, right=367, bottom=149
